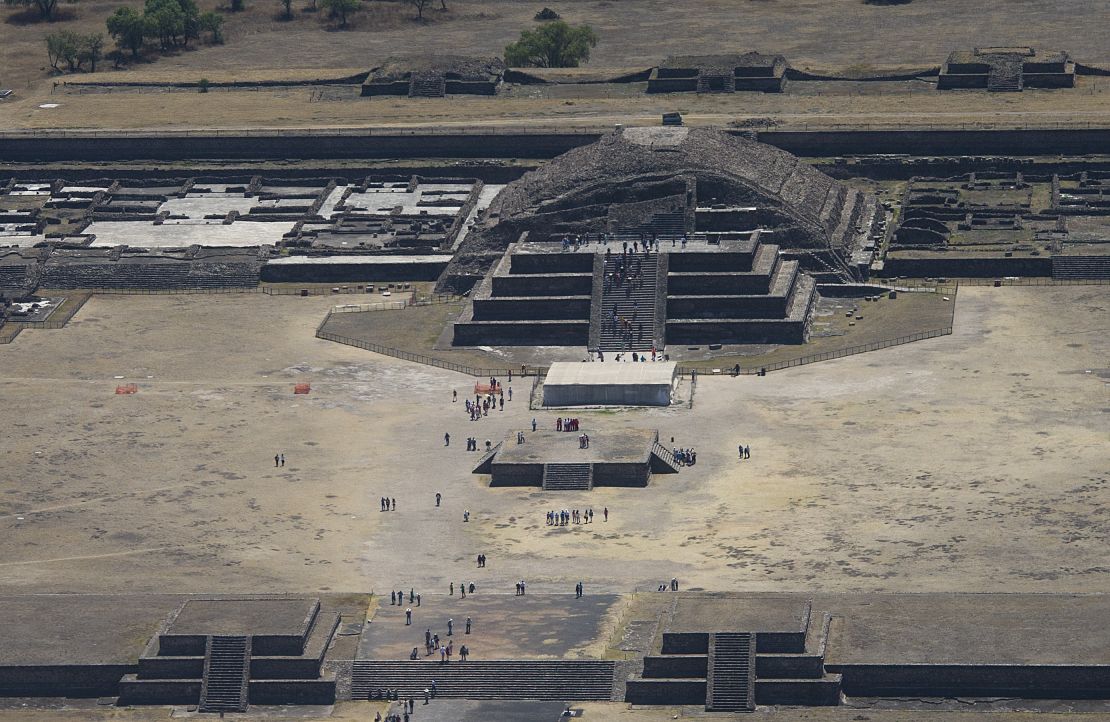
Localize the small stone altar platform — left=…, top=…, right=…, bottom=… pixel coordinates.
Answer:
left=474, top=428, right=679, bottom=489
left=543, top=361, right=676, bottom=407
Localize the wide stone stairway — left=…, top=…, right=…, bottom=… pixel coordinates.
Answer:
left=599, top=252, right=659, bottom=352
left=707, top=632, right=755, bottom=712
left=987, top=56, right=1024, bottom=92
left=199, top=635, right=250, bottom=713
left=350, top=660, right=616, bottom=700
left=542, top=462, right=592, bottom=491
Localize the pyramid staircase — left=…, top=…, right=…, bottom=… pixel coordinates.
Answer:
left=598, top=252, right=659, bottom=352
left=409, top=73, right=447, bottom=98
left=350, top=660, right=616, bottom=700
left=542, top=462, right=592, bottom=491
left=697, top=72, right=736, bottom=93
left=987, top=56, right=1024, bottom=92
left=199, top=635, right=250, bottom=713
left=706, top=632, right=755, bottom=712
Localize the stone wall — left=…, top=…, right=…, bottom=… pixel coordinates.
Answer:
left=879, top=255, right=1052, bottom=278
left=831, top=664, right=1110, bottom=698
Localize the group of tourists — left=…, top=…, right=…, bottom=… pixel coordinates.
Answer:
left=547, top=507, right=603, bottom=525
left=657, top=577, right=681, bottom=592
left=380, top=497, right=397, bottom=511
left=672, top=447, right=697, bottom=466
left=464, top=437, right=490, bottom=452
left=465, top=394, right=504, bottom=420
left=556, top=417, right=580, bottom=432
left=514, top=580, right=528, bottom=595
left=577, top=433, right=590, bottom=449
left=738, top=444, right=751, bottom=459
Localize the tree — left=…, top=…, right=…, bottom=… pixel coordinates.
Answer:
left=52, top=29, right=82, bottom=70
left=320, top=0, right=359, bottom=27
left=8, top=0, right=62, bottom=21
left=45, top=32, right=69, bottom=70
left=198, top=10, right=223, bottom=42
left=279, top=0, right=292, bottom=18
left=406, top=0, right=431, bottom=20
left=504, top=20, right=597, bottom=68
left=144, top=0, right=186, bottom=49
left=107, top=7, right=146, bottom=58
left=79, top=33, right=104, bottom=72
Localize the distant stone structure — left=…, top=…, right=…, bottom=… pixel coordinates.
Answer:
left=361, top=56, right=506, bottom=98
left=443, top=126, right=878, bottom=348
left=938, top=48, right=1075, bottom=91
left=648, top=53, right=788, bottom=94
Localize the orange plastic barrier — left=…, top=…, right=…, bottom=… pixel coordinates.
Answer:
left=473, top=383, right=502, bottom=395
left=294, top=383, right=311, bottom=395
left=115, top=384, right=138, bottom=395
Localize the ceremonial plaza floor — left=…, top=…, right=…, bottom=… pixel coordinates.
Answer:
left=0, top=285, right=1106, bottom=718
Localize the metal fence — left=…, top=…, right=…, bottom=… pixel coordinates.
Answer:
left=315, top=327, right=521, bottom=378
left=0, top=293, right=91, bottom=343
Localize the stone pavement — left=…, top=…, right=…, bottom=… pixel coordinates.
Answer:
left=358, top=594, right=621, bottom=660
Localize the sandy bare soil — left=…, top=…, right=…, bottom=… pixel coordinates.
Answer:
left=0, top=285, right=1106, bottom=598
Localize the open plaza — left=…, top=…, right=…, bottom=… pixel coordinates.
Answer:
left=1, top=0, right=1109, bottom=718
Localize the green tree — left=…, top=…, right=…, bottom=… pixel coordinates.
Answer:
left=79, top=33, right=104, bottom=71
left=504, top=20, right=597, bottom=68
left=107, top=7, right=146, bottom=58
left=198, top=10, right=223, bottom=42
left=320, top=0, right=359, bottom=27
left=45, top=31, right=69, bottom=70
left=144, top=0, right=186, bottom=49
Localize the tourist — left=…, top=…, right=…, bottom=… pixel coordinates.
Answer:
left=274, top=454, right=279, bottom=467
left=463, top=509, right=470, bottom=522
left=532, top=418, right=537, bottom=432
left=435, top=492, right=442, bottom=507
left=405, top=607, right=412, bottom=625
left=391, top=591, right=396, bottom=605
left=450, top=582, right=454, bottom=596
left=460, top=644, right=468, bottom=662
left=466, top=616, right=472, bottom=634
left=744, top=445, right=750, bottom=459
left=392, top=498, right=396, bottom=511
left=453, top=389, right=457, bottom=402
left=447, top=618, right=453, bottom=636
left=603, top=507, right=609, bottom=522
left=444, top=432, right=450, bottom=446
left=280, top=454, right=285, bottom=467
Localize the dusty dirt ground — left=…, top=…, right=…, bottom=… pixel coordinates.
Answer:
left=3, top=0, right=1110, bottom=130
left=5, top=77, right=1110, bottom=131
left=0, top=285, right=1106, bottom=598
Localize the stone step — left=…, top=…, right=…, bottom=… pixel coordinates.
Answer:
left=350, top=660, right=616, bottom=700
left=199, top=635, right=250, bottom=712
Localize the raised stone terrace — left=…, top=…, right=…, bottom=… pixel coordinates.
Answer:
left=453, top=232, right=816, bottom=349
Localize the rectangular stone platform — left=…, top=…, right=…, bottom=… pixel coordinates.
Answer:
left=478, top=428, right=678, bottom=488
left=542, top=361, right=676, bottom=406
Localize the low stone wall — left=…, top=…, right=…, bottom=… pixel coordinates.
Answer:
left=666, top=318, right=807, bottom=345
left=667, top=294, right=788, bottom=319
left=625, top=678, right=705, bottom=704
left=452, top=320, right=589, bottom=346
left=642, top=655, right=707, bottom=679
left=491, top=274, right=593, bottom=296
left=0, top=665, right=132, bottom=697
left=593, top=461, right=650, bottom=487
left=488, top=461, right=543, bottom=486
left=756, top=653, right=825, bottom=678
left=669, top=251, right=754, bottom=273
left=117, top=677, right=201, bottom=705
left=250, top=679, right=336, bottom=704
left=361, top=81, right=409, bottom=97
left=668, top=272, right=772, bottom=295
left=646, top=78, right=698, bottom=94
left=832, top=664, right=1110, bottom=698
left=261, top=259, right=449, bottom=283
left=473, top=296, right=590, bottom=320
left=879, top=255, right=1052, bottom=278
left=510, top=253, right=593, bottom=274
left=755, top=677, right=840, bottom=705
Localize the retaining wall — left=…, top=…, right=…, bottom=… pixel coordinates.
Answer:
left=879, top=255, right=1052, bottom=278
left=832, top=664, right=1110, bottom=698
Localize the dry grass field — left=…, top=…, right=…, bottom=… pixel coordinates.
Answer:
left=2, top=0, right=1110, bottom=131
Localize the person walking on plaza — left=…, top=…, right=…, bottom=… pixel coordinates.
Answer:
left=405, top=607, right=412, bottom=625
left=444, top=432, right=450, bottom=447
left=453, top=389, right=457, bottom=402
left=448, top=618, right=453, bottom=636
left=465, top=616, right=472, bottom=634
left=435, top=492, right=442, bottom=507
left=280, top=454, right=285, bottom=467
left=274, top=454, right=279, bottom=467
